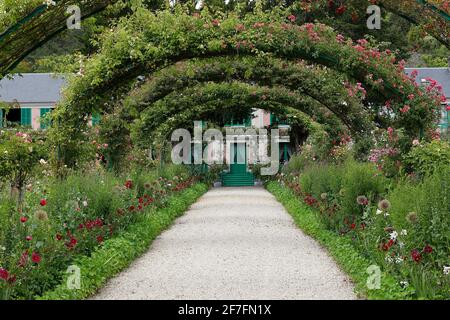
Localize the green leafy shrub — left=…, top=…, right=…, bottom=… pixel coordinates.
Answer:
left=403, top=140, right=450, bottom=177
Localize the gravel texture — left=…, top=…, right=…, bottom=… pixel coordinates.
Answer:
left=92, top=187, right=356, bottom=300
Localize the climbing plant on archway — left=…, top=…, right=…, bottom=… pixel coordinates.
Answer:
left=124, top=56, right=370, bottom=132
left=48, top=6, right=444, bottom=168
left=131, top=81, right=346, bottom=145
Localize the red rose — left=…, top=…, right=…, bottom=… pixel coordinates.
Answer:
left=129, top=205, right=135, bottom=212
left=138, top=197, right=144, bottom=204
left=96, top=236, right=104, bottom=243
left=387, top=239, right=395, bottom=248
left=31, top=252, right=41, bottom=264
left=350, top=223, right=356, bottom=230
left=26, top=236, right=32, bottom=241
left=40, top=199, right=47, bottom=206
left=56, top=234, right=63, bottom=241
left=20, top=216, right=28, bottom=223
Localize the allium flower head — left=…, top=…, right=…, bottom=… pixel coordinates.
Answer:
left=378, top=199, right=391, bottom=211
left=406, top=212, right=418, bottom=224
left=34, top=210, right=48, bottom=221
left=356, top=195, right=368, bottom=206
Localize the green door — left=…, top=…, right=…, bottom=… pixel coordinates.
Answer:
left=230, top=143, right=247, bottom=174
left=20, top=108, right=31, bottom=127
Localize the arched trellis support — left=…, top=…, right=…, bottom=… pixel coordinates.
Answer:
left=146, top=101, right=328, bottom=150
left=1, top=0, right=448, bottom=78
left=51, top=9, right=442, bottom=137
left=132, top=81, right=350, bottom=147
left=124, top=56, right=369, bottom=132
left=48, top=9, right=443, bottom=168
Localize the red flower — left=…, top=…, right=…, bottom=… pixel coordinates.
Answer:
left=20, top=216, right=28, bottom=223
left=211, top=19, right=220, bottom=26
left=94, top=218, right=103, bottom=227
left=56, top=234, right=63, bottom=241
left=26, top=236, right=32, bottom=241
left=411, top=249, right=422, bottom=263
left=350, top=223, right=356, bottom=230
left=96, top=236, right=104, bottom=243
left=40, top=199, right=47, bottom=206
left=287, top=15, right=296, bottom=22
left=124, top=180, right=133, bottom=189
left=328, top=0, right=335, bottom=8
left=138, top=197, right=144, bottom=204
left=78, top=223, right=84, bottom=230
left=138, top=205, right=143, bottom=211
left=66, top=237, right=77, bottom=249
left=335, top=5, right=346, bottom=15
left=360, top=223, right=366, bottom=230
left=129, top=205, right=135, bottom=212
left=387, top=239, right=395, bottom=248
left=0, top=268, right=8, bottom=280
left=31, top=252, right=41, bottom=264
left=423, top=244, right=433, bottom=254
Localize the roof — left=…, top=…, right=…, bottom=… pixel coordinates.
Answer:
left=0, top=73, right=67, bottom=103
left=404, top=67, right=450, bottom=98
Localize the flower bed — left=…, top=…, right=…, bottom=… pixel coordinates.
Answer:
left=0, top=164, right=200, bottom=300
left=275, top=159, right=449, bottom=299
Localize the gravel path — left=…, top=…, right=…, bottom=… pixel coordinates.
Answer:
left=92, top=187, right=356, bottom=300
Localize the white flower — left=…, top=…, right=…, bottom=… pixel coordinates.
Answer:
left=398, top=241, right=405, bottom=249
left=400, top=281, right=409, bottom=288
left=0, top=246, right=5, bottom=251
left=376, top=209, right=383, bottom=215
left=390, top=231, right=398, bottom=240
left=444, top=266, right=450, bottom=275
left=385, top=256, right=393, bottom=263
left=82, top=201, right=88, bottom=207
left=395, top=256, right=404, bottom=264
left=400, top=229, right=407, bottom=236
left=384, top=212, right=390, bottom=217
left=39, top=159, right=47, bottom=165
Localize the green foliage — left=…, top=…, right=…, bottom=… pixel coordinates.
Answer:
left=37, top=183, right=207, bottom=300
left=0, top=130, right=46, bottom=205
left=388, top=167, right=450, bottom=269
left=267, top=182, right=410, bottom=299
left=278, top=155, right=450, bottom=299
left=0, top=162, right=198, bottom=299
left=403, top=140, right=450, bottom=177
left=50, top=7, right=443, bottom=167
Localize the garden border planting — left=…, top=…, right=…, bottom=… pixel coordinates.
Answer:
left=266, top=181, right=409, bottom=300
left=37, top=183, right=208, bottom=300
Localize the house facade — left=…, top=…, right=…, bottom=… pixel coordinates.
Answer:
left=0, top=73, right=100, bottom=129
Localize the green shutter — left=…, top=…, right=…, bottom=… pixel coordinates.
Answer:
left=21, top=108, right=31, bottom=127
left=0, top=109, right=3, bottom=128
left=40, top=108, right=51, bottom=129
left=92, top=113, right=101, bottom=126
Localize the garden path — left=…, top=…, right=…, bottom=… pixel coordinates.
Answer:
left=92, top=187, right=356, bottom=299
